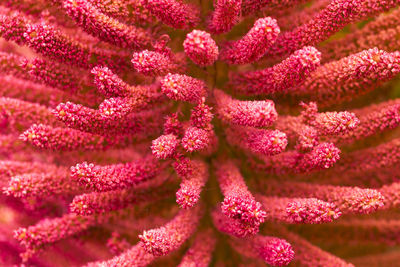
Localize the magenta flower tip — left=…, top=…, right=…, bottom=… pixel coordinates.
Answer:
left=151, top=134, right=179, bottom=159
left=260, top=238, right=295, bottom=266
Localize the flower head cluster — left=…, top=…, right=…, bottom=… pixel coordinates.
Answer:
left=1, top=0, right=400, bottom=266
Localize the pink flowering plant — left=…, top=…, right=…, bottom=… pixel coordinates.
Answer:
left=1, top=0, right=400, bottom=266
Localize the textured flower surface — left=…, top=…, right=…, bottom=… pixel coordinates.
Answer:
left=1, top=0, right=400, bottom=266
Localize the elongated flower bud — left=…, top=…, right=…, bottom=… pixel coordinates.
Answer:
left=183, top=30, right=219, bottom=67
left=231, top=46, right=321, bottom=95
left=91, top=66, right=132, bottom=97
left=296, top=219, right=400, bottom=245
left=161, top=74, right=207, bottom=103
left=311, top=110, right=359, bottom=136
left=330, top=100, right=400, bottom=144
left=258, top=196, right=341, bottom=224
left=15, top=214, right=96, bottom=261
left=230, top=234, right=295, bottom=266
left=0, top=160, right=57, bottom=183
left=241, top=0, right=308, bottom=17
left=2, top=0, right=400, bottom=265
left=71, top=157, right=160, bottom=192
left=142, top=0, right=199, bottom=29
left=151, top=134, right=179, bottom=159
left=62, top=0, right=152, bottom=49
left=260, top=181, right=385, bottom=214
left=4, top=168, right=79, bottom=198
left=176, top=160, right=208, bottom=208
left=0, top=12, right=129, bottom=70
left=131, top=50, right=183, bottom=76
left=53, top=102, right=141, bottom=135
left=139, top=204, right=203, bottom=256
left=322, top=8, right=400, bottom=61
left=296, top=48, right=400, bottom=106
left=226, top=126, right=287, bottom=156
left=216, top=161, right=266, bottom=230
left=208, top=0, right=241, bottom=34
left=220, top=17, right=280, bottom=65
left=265, top=0, right=400, bottom=58
left=20, top=124, right=111, bottom=151
left=212, top=208, right=259, bottom=237
left=215, top=89, right=277, bottom=128
left=181, top=127, right=210, bottom=153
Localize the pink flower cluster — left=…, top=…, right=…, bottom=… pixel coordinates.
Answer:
left=1, top=0, right=400, bottom=266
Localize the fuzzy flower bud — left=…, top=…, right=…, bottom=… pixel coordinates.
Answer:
left=183, top=30, right=219, bottom=67
left=220, top=17, right=280, bottom=65
left=161, top=73, right=207, bottom=103
left=181, top=127, right=210, bottom=153
left=143, top=0, right=200, bottom=29
left=151, top=134, right=179, bottom=159
left=215, top=89, right=278, bottom=128
left=139, top=204, right=203, bottom=256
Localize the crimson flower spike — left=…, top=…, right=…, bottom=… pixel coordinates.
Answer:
left=20, top=124, right=112, bottom=151
left=139, top=203, right=203, bottom=256
left=215, top=161, right=266, bottom=231
left=328, top=99, right=400, bottom=144
left=176, top=160, right=209, bottom=208
left=295, top=48, right=400, bottom=107
left=0, top=11, right=129, bottom=70
left=0, top=75, right=92, bottom=107
left=0, top=52, right=92, bottom=94
left=54, top=91, right=164, bottom=135
left=14, top=214, right=97, bottom=261
left=220, top=17, right=280, bottom=65
left=322, top=8, right=400, bottom=61
left=214, top=89, right=278, bottom=128
left=92, top=66, right=160, bottom=98
left=131, top=49, right=186, bottom=76
left=4, top=167, right=79, bottom=199
left=258, top=142, right=341, bottom=174
left=208, top=0, right=242, bottom=34
left=264, top=0, right=400, bottom=58
left=257, top=195, right=341, bottom=224
left=334, top=137, right=400, bottom=176
left=259, top=181, right=385, bottom=215
left=275, top=103, right=359, bottom=146
left=161, top=73, right=207, bottom=104
left=212, top=207, right=260, bottom=237
left=183, top=30, right=219, bottom=67
left=71, top=156, right=161, bottom=192
left=229, top=234, right=295, bottom=266
left=142, top=0, right=200, bottom=29
left=230, top=46, right=321, bottom=95
left=226, top=125, right=288, bottom=156
left=61, top=0, right=152, bottom=49
left=379, top=182, right=400, bottom=210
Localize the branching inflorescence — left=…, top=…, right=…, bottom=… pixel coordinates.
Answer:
left=1, top=0, right=400, bottom=266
